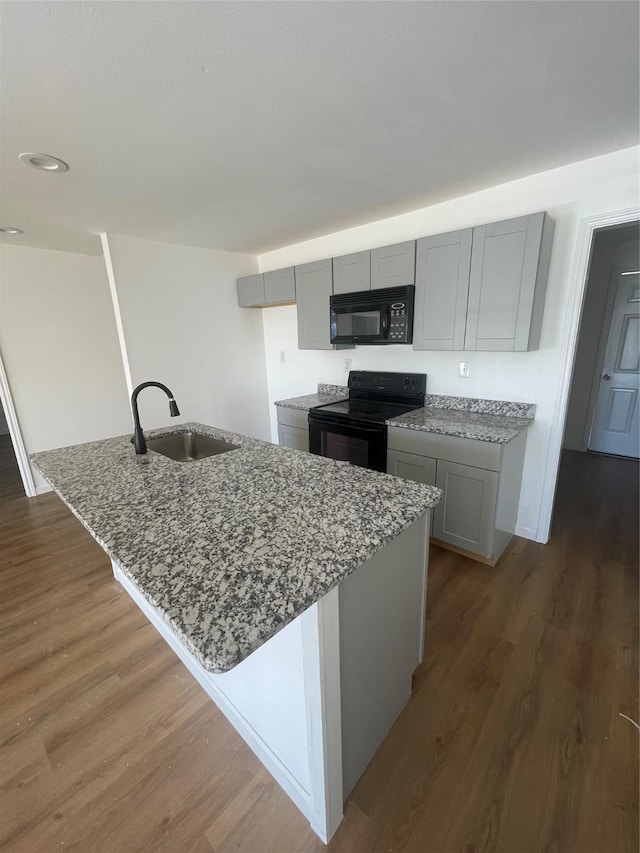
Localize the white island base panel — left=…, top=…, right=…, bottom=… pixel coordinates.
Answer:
left=111, top=511, right=429, bottom=844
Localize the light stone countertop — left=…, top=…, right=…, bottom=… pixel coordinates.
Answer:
left=275, top=386, right=535, bottom=444
left=32, top=422, right=441, bottom=674
left=386, top=408, right=533, bottom=443
left=387, top=395, right=535, bottom=443
left=274, top=383, right=348, bottom=412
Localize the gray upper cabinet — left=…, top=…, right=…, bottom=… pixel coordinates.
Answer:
left=237, top=267, right=294, bottom=307
left=295, top=258, right=334, bottom=350
left=465, top=212, right=555, bottom=351
left=264, top=267, right=295, bottom=304
left=370, top=241, right=416, bottom=290
left=237, top=274, right=265, bottom=307
left=239, top=211, right=554, bottom=352
left=414, top=229, right=472, bottom=351
left=332, top=251, right=371, bottom=294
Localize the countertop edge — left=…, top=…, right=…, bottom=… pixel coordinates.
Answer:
left=386, top=414, right=534, bottom=444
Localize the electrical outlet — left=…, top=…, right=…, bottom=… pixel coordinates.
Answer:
left=344, top=358, right=352, bottom=373
left=459, top=361, right=470, bottom=379
left=280, top=350, right=286, bottom=364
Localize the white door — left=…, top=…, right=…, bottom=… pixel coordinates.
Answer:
left=589, top=271, right=640, bottom=457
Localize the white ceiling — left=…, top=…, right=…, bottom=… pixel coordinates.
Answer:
left=1, top=1, right=638, bottom=257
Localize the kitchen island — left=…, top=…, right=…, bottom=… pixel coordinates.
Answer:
left=32, top=423, right=440, bottom=844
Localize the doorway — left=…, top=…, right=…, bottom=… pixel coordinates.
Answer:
left=564, top=221, right=640, bottom=458
left=0, top=397, right=24, bottom=502
left=0, top=350, right=36, bottom=500
left=551, top=220, right=640, bottom=537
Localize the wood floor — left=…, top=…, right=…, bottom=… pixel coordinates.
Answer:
left=0, top=450, right=637, bottom=852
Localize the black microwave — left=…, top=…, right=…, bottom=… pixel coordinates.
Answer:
left=330, top=285, right=415, bottom=345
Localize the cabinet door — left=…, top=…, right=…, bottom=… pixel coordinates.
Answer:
left=277, top=423, right=309, bottom=452
left=264, top=267, right=295, bottom=304
left=370, top=241, right=416, bottom=290
left=332, top=251, right=371, bottom=294
left=387, top=448, right=436, bottom=486
left=433, top=461, right=498, bottom=559
left=295, top=259, right=334, bottom=350
left=387, top=449, right=436, bottom=534
left=414, top=229, right=472, bottom=351
left=237, top=274, right=265, bottom=307
left=465, top=213, right=550, bottom=351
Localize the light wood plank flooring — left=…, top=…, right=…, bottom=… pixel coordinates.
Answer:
left=0, top=450, right=637, bottom=852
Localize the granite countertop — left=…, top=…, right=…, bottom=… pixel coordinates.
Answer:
left=387, top=395, right=535, bottom=444
left=274, top=383, right=348, bottom=411
left=32, top=422, right=440, bottom=674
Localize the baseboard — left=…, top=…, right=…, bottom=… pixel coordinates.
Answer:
left=515, top=524, right=541, bottom=542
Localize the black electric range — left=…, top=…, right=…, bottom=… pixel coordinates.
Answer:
left=308, top=370, right=427, bottom=472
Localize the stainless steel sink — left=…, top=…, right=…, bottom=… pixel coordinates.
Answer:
left=146, top=431, right=238, bottom=462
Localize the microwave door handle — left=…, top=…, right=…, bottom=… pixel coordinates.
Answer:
left=381, top=306, right=390, bottom=338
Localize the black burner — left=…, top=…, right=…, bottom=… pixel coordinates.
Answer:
left=312, top=398, right=422, bottom=424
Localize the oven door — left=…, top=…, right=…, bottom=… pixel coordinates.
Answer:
left=330, top=299, right=389, bottom=345
left=308, top=414, right=387, bottom=472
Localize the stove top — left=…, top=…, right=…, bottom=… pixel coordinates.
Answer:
left=309, top=370, right=427, bottom=425
left=312, top=398, right=421, bottom=424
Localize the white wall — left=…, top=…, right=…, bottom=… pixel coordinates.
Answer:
left=564, top=232, right=639, bottom=450
left=104, top=234, right=270, bottom=441
left=258, top=146, right=640, bottom=541
left=0, top=244, right=132, bottom=490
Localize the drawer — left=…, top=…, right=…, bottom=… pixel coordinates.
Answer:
left=276, top=407, right=309, bottom=430
left=387, top=427, right=501, bottom=472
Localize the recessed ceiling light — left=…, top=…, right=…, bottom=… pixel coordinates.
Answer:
left=19, top=152, right=69, bottom=172
left=0, top=227, right=24, bottom=234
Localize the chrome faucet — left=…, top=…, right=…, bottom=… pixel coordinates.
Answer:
left=131, top=381, right=180, bottom=455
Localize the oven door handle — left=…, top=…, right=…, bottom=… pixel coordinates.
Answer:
left=309, top=416, right=384, bottom=433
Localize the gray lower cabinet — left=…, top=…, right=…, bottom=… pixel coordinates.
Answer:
left=371, top=241, right=416, bottom=290
left=387, top=448, right=436, bottom=486
left=433, top=460, right=498, bottom=556
left=414, top=229, right=472, bottom=351
left=237, top=274, right=265, bottom=307
left=465, top=212, right=555, bottom=351
left=332, top=251, right=371, bottom=294
left=276, top=406, right=309, bottom=452
left=387, top=427, right=527, bottom=565
left=264, top=267, right=295, bottom=304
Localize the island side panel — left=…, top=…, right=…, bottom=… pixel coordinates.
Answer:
left=110, top=561, right=318, bottom=833
left=300, top=588, right=344, bottom=844
left=338, top=511, right=430, bottom=798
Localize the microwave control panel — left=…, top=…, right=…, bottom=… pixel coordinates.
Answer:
left=389, top=301, right=410, bottom=342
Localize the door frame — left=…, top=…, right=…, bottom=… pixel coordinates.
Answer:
left=0, top=349, right=36, bottom=497
left=538, top=205, right=640, bottom=543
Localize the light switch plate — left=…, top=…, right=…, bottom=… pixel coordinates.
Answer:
left=459, top=361, right=470, bottom=379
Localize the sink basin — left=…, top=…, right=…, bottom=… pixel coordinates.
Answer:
left=146, top=431, right=239, bottom=462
